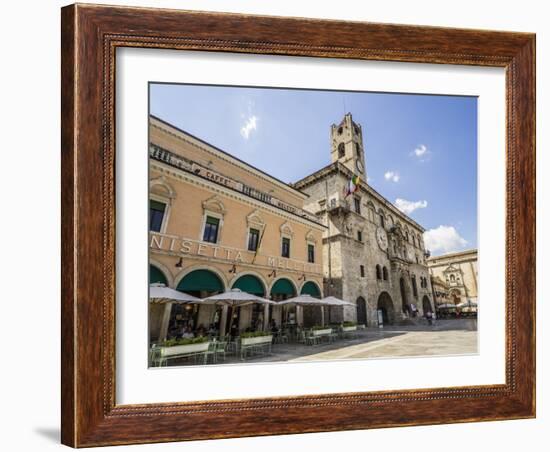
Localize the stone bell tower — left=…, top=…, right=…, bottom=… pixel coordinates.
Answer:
left=330, top=113, right=366, bottom=177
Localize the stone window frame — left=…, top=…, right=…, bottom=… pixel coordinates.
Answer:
left=280, top=221, right=295, bottom=259
left=307, top=243, right=315, bottom=264
left=305, top=229, right=317, bottom=264
left=338, top=142, right=345, bottom=158
left=411, top=274, right=418, bottom=297
left=149, top=176, right=176, bottom=235
left=353, top=196, right=361, bottom=214
left=378, top=209, right=386, bottom=228
left=376, top=264, right=382, bottom=280
left=149, top=196, right=169, bottom=234
left=366, top=201, right=376, bottom=223
left=382, top=266, right=388, bottom=281
left=245, top=210, right=266, bottom=253
left=199, top=196, right=226, bottom=245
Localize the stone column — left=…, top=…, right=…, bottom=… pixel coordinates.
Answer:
left=263, top=304, right=270, bottom=331
left=219, top=305, right=228, bottom=337
left=159, top=302, right=173, bottom=342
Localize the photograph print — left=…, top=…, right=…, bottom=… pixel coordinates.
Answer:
left=148, top=83, right=479, bottom=368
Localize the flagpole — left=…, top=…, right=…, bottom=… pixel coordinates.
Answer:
left=251, top=226, right=266, bottom=265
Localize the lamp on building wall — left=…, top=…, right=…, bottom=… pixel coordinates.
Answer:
left=268, top=270, right=277, bottom=278
left=298, top=273, right=306, bottom=281
left=228, top=264, right=237, bottom=274
left=175, top=257, right=183, bottom=268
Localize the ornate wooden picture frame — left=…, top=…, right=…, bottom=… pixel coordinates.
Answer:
left=61, top=3, right=535, bottom=447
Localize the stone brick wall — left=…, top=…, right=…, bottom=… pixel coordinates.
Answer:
left=297, top=165, right=433, bottom=327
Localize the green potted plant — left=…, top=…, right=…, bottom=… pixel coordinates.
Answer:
left=342, top=321, right=357, bottom=332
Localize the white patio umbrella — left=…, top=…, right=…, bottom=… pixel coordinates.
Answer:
left=149, top=283, right=200, bottom=304
left=437, top=303, right=458, bottom=309
left=202, top=289, right=275, bottom=335
left=202, top=288, right=275, bottom=306
left=278, top=294, right=330, bottom=326
left=322, top=296, right=355, bottom=324
left=321, top=296, right=355, bottom=307
left=277, top=294, right=328, bottom=306
left=149, top=283, right=201, bottom=343
left=457, top=300, right=478, bottom=315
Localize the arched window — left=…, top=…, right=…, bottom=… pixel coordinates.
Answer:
left=379, top=213, right=385, bottom=228
left=412, top=235, right=416, bottom=247
left=376, top=265, right=382, bottom=280
left=450, top=274, right=456, bottom=282
left=382, top=266, right=388, bottom=281
left=338, top=142, right=345, bottom=158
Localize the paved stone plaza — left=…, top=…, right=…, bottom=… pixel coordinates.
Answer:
left=164, top=319, right=477, bottom=367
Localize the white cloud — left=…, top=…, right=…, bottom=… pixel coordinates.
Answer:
left=384, top=171, right=400, bottom=182
left=394, top=198, right=428, bottom=215
left=240, top=115, right=258, bottom=140
left=414, top=144, right=428, bottom=157
left=424, top=225, right=468, bottom=254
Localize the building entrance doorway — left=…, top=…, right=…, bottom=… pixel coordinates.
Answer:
left=422, top=295, right=433, bottom=316
left=356, top=297, right=367, bottom=325
left=377, top=292, right=395, bottom=325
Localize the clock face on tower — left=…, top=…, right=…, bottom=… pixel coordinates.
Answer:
left=355, top=159, right=364, bottom=174
left=376, top=227, right=388, bottom=251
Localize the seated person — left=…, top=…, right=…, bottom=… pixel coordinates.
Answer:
left=181, top=326, right=194, bottom=339
left=195, top=324, right=206, bottom=337
left=270, top=319, right=279, bottom=333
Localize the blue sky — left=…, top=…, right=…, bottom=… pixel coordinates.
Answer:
left=150, top=83, right=477, bottom=256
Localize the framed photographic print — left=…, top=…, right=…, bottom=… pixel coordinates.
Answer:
left=61, top=3, right=535, bottom=447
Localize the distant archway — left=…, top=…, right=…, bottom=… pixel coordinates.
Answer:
left=177, top=269, right=225, bottom=297
left=301, top=281, right=323, bottom=327
left=422, top=295, right=433, bottom=315
left=356, top=297, right=367, bottom=325
left=232, top=274, right=266, bottom=332
left=377, top=292, right=395, bottom=325
left=270, top=278, right=297, bottom=301
left=231, top=274, right=266, bottom=296
left=300, top=281, right=321, bottom=298
left=149, top=265, right=168, bottom=286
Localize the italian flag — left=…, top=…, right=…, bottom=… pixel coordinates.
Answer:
left=344, top=174, right=360, bottom=197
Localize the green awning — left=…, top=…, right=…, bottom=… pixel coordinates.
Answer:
left=300, top=281, right=321, bottom=298
left=149, top=265, right=168, bottom=285
left=271, top=278, right=296, bottom=296
left=232, top=275, right=265, bottom=296
left=177, top=269, right=224, bottom=292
